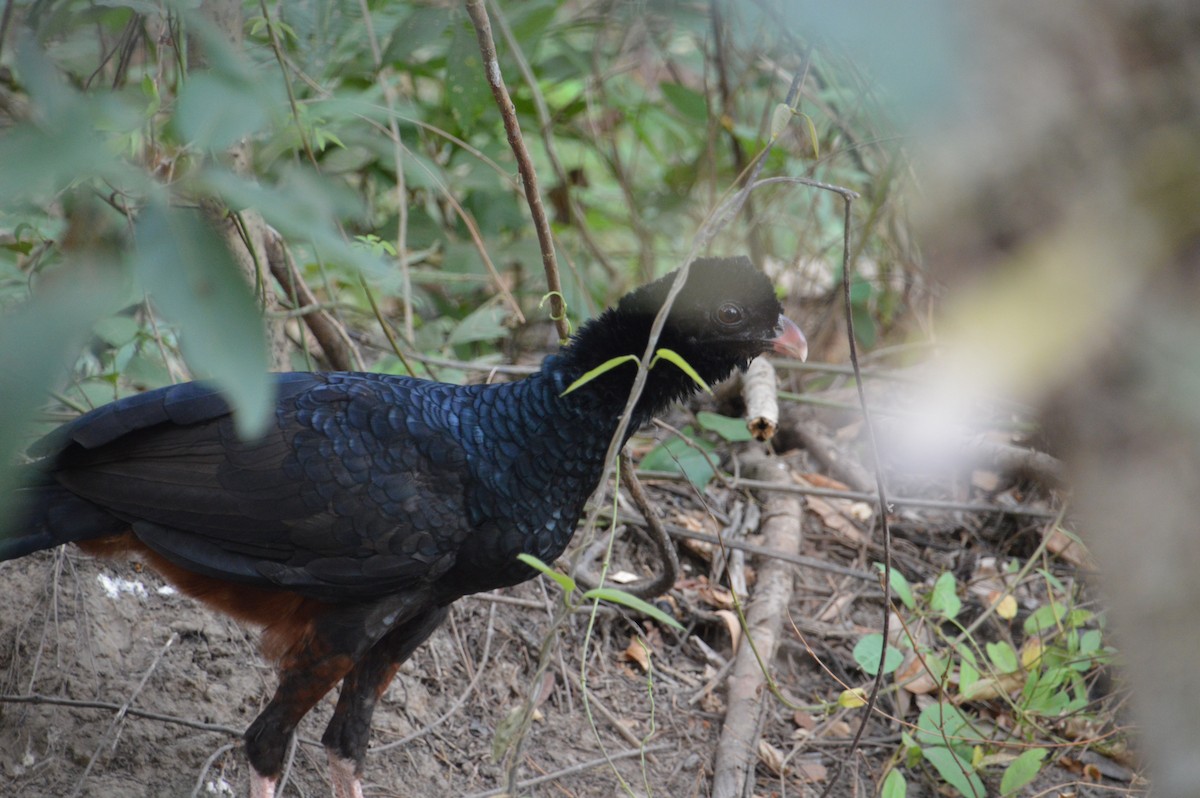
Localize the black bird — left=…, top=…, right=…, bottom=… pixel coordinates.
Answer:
left=3, top=256, right=807, bottom=798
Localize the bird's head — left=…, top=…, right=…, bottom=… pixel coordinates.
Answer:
left=558, top=256, right=806, bottom=416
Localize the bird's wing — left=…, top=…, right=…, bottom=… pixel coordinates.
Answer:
left=44, top=374, right=474, bottom=601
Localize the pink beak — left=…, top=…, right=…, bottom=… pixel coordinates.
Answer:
left=771, top=315, right=808, bottom=362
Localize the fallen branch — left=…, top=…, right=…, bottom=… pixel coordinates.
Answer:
left=711, top=451, right=803, bottom=798
left=264, top=231, right=363, bottom=371
left=743, top=357, right=780, bottom=441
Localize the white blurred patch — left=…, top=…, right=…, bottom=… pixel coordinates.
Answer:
left=204, top=778, right=234, bottom=795
left=96, top=573, right=148, bottom=600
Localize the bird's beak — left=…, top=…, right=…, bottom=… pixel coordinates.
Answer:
left=771, top=315, right=808, bottom=362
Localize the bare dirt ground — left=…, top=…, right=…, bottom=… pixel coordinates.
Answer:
left=0, top=392, right=1134, bottom=798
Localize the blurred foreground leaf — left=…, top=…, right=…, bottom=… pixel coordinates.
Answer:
left=133, top=202, right=272, bottom=438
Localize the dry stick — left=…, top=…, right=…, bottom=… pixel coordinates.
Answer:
left=743, top=357, right=780, bottom=441
left=0, top=694, right=244, bottom=735
left=574, top=454, right=680, bottom=599
left=563, top=667, right=645, bottom=750
left=711, top=452, right=803, bottom=798
left=190, top=742, right=240, bottom=798
left=465, top=0, right=569, bottom=341
left=817, top=182, right=894, bottom=798
left=265, top=233, right=363, bottom=371
left=695, top=57, right=810, bottom=253
left=487, top=0, right=618, bottom=283
left=463, top=742, right=674, bottom=798
left=357, top=0, right=414, bottom=344
left=69, top=632, right=178, bottom=798
left=635, top=470, right=1060, bottom=520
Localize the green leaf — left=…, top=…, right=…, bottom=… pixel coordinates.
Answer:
left=174, top=72, right=269, bottom=150
left=921, top=746, right=984, bottom=798
left=582, top=587, right=684, bottom=631
left=517, top=553, right=577, bottom=597
left=446, top=302, right=509, bottom=346
left=799, top=111, right=820, bottom=159
left=92, top=315, right=142, bottom=348
left=0, top=44, right=141, bottom=199
left=876, top=562, right=915, bottom=609
left=696, top=411, right=753, bottom=442
left=929, top=572, right=961, bottom=620
left=0, top=257, right=130, bottom=538
left=445, top=18, right=493, bottom=131
left=133, top=202, right=272, bottom=438
left=958, top=657, right=979, bottom=698
left=560, top=354, right=640, bottom=396
left=199, top=167, right=381, bottom=278
left=1023, top=602, right=1068, bottom=636
left=880, top=768, right=906, bottom=798
left=915, top=702, right=972, bottom=750
left=383, top=6, right=455, bottom=64
left=650, top=347, right=711, bottom=394
left=769, top=102, right=791, bottom=141
left=986, top=641, right=1019, bottom=674
left=661, top=82, right=709, bottom=124
left=638, top=429, right=717, bottom=488
left=1079, top=628, right=1102, bottom=658
left=1000, top=748, right=1047, bottom=796
left=853, top=634, right=903, bottom=675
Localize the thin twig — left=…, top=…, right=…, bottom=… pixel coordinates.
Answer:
left=69, top=633, right=179, bottom=798
left=465, top=0, right=568, bottom=341
left=0, top=693, right=244, bottom=735
left=357, top=0, right=414, bottom=344
left=189, top=742, right=239, bottom=798
left=486, top=0, right=617, bottom=282
left=634, top=470, right=1061, bottom=519
left=463, top=742, right=674, bottom=798
left=817, top=177, right=890, bottom=798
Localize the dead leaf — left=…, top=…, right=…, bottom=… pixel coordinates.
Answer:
left=806, top=496, right=866, bottom=543
left=988, top=590, right=1019, bottom=620
left=1044, top=525, right=1095, bottom=568
left=895, top=653, right=941, bottom=695
left=972, top=469, right=1002, bottom=490
left=621, top=637, right=651, bottom=672
left=681, top=537, right=715, bottom=561
left=698, top=582, right=736, bottom=610
left=715, top=609, right=741, bottom=651
left=757, top=740, right=787, bottom=776
left=792, top=711, right=817, bottom=730
left=699, top=690, right=725, bottom=714
left=825, top=719, right=853, bottom=737
left=794, top=759, right=828, bottom=783
left=956, top=672, right=1025, bottom=702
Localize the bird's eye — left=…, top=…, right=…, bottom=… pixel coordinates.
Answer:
left=715, top=303, right=744, bottom=326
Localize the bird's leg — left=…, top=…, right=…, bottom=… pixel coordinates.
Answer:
left=320, top=606, right=450, bottom=793
left=249, top=771, right=277, bottom=798
left=326, top=751, right=363, bottom=798
left=244, top=649, right=357, bottom=792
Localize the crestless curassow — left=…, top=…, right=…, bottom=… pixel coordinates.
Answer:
left=3, top=255, right=807, bottom=798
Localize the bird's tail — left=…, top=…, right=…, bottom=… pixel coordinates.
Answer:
left=2, top=473, right=126, bottom=561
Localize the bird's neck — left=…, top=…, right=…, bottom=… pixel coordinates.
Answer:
left=541, top=323, right=702, bottom=431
